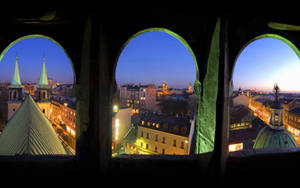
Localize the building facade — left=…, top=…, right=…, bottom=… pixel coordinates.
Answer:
left=112, top=107, right=131, bottom=153
left=119, top=84, right=156, bottom=114
left=124, top=113, right=195, bottom=155
left=248, top=97, right=271, bottom=125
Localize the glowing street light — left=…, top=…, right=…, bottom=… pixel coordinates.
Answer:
left=113, top=105, right=118, bottom=112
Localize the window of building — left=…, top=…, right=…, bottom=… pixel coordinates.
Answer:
left=181, top=141, right=184, bottom=149
left=156, top=123, right=159, bottom=128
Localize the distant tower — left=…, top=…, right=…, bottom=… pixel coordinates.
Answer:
left=187, top=83, right=193, bottom=93
left=36, top=57, right=51, bottom=118
left=162, top=81, right=167, bottom=91
left=7, top=55, right=23, bottom=120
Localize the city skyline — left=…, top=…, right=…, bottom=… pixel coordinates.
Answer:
left=0, top=37, right=74, bottom=84
left=233, top=37, right=300, bottom=93
left=115, top=31, right=197, bottom=89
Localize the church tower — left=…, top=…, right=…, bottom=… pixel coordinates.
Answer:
left=36, top=57, right=51, bottom=118
left=269, top=83, right=284, bottom=129
left=7, top=56, right=23, bottom=120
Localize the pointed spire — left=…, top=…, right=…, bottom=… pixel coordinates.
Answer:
left=10, top=55, right=21, bottom=86
left=38, top=56, right=49, bottom=86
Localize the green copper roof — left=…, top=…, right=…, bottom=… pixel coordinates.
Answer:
left=10, top=56, right=21, bottom=87
left=253, top=126, right=297, bottom=149
left=38, top=58, right=49, bottom=86
left=0, top=95, right=67, bottom=155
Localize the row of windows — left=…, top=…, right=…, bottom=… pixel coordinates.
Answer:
left=142, top=121, right=160, bottom=128
left=140, top=131, right=186, bottom=149
left=230, top=122, right=249, bottom=129
left=288, top=115, right=300, bottom=122
left=141, top=142, right=166, bottom=154
left=141, top=121, right=187, bottom=134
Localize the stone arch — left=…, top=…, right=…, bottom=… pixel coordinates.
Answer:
left=0, top=34, right=76, bottom=84
left=229, top=33, right=300, bottom=152
left=113, top=28, right=199, bottom=81
left=0, top=34, right=77, bottom=154
left=231, top=33, right=300, bottom=83
left=112, top=28, right=199, bottom=155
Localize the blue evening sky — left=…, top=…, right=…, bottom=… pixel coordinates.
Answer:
left=233, top=38, right=300, bottom=92
left=115, top=31, right=197, bottom=89
left=0, top=37, right=74, bottom=84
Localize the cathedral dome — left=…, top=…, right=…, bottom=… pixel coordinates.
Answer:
left=253, top=126, right=297, bottom=149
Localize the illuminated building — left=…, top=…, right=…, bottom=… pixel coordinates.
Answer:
left=7, top=55, right=23, bottom=120
left=229, top=105, right=262, bottom=152
left=283, top=99, right=300, bottom=139
left=248, top=97, right=271, bottom=125
left=186, top=83, right=193, bottom=93
left=230, top=106, right=253, bottom=130
left=126, top=113, right=195, bottom=155
left=49, top=100, right=76, bottom=150
left=253, top=84, right=297, bottom=149
left=112, top=106, right=131, bottom=153
left=23, top=84, right=35, bottom=97
left=119, top=84, right=156, bottom=114
left=157, top=81, right=170, bottom=96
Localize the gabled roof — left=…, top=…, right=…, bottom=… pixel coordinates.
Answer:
left=9, top=56, right=22, bottom=88
left=0, top=95, right=67, bottom=155
left=38, top=58, right=49, bottom=87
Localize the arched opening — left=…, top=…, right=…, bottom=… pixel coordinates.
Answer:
left=112, top=28, right=199, bottom=156
left=0, top=35, right=76, bottom=155
left=229, top=34, right=300, bottom=154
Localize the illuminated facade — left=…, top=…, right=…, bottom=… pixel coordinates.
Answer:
left=250, top=95, right=300, bottom=141
left=248, top=97, right=271, bottom=125
left=125, top=113, right=195, bottom=155
left=49, top=100, right=76, bottom=149
left=157, top=81, right=170, bottom=96
left=23, top=84, right=35, bottom=97
left=112, top=107, right=131, bottom=152
left=283, top=99, right=300, bottom=139
left=186, top=83, right=193, bottom=93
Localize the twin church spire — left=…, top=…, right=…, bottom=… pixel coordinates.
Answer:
left=10, top=55, right=49, bottom=88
